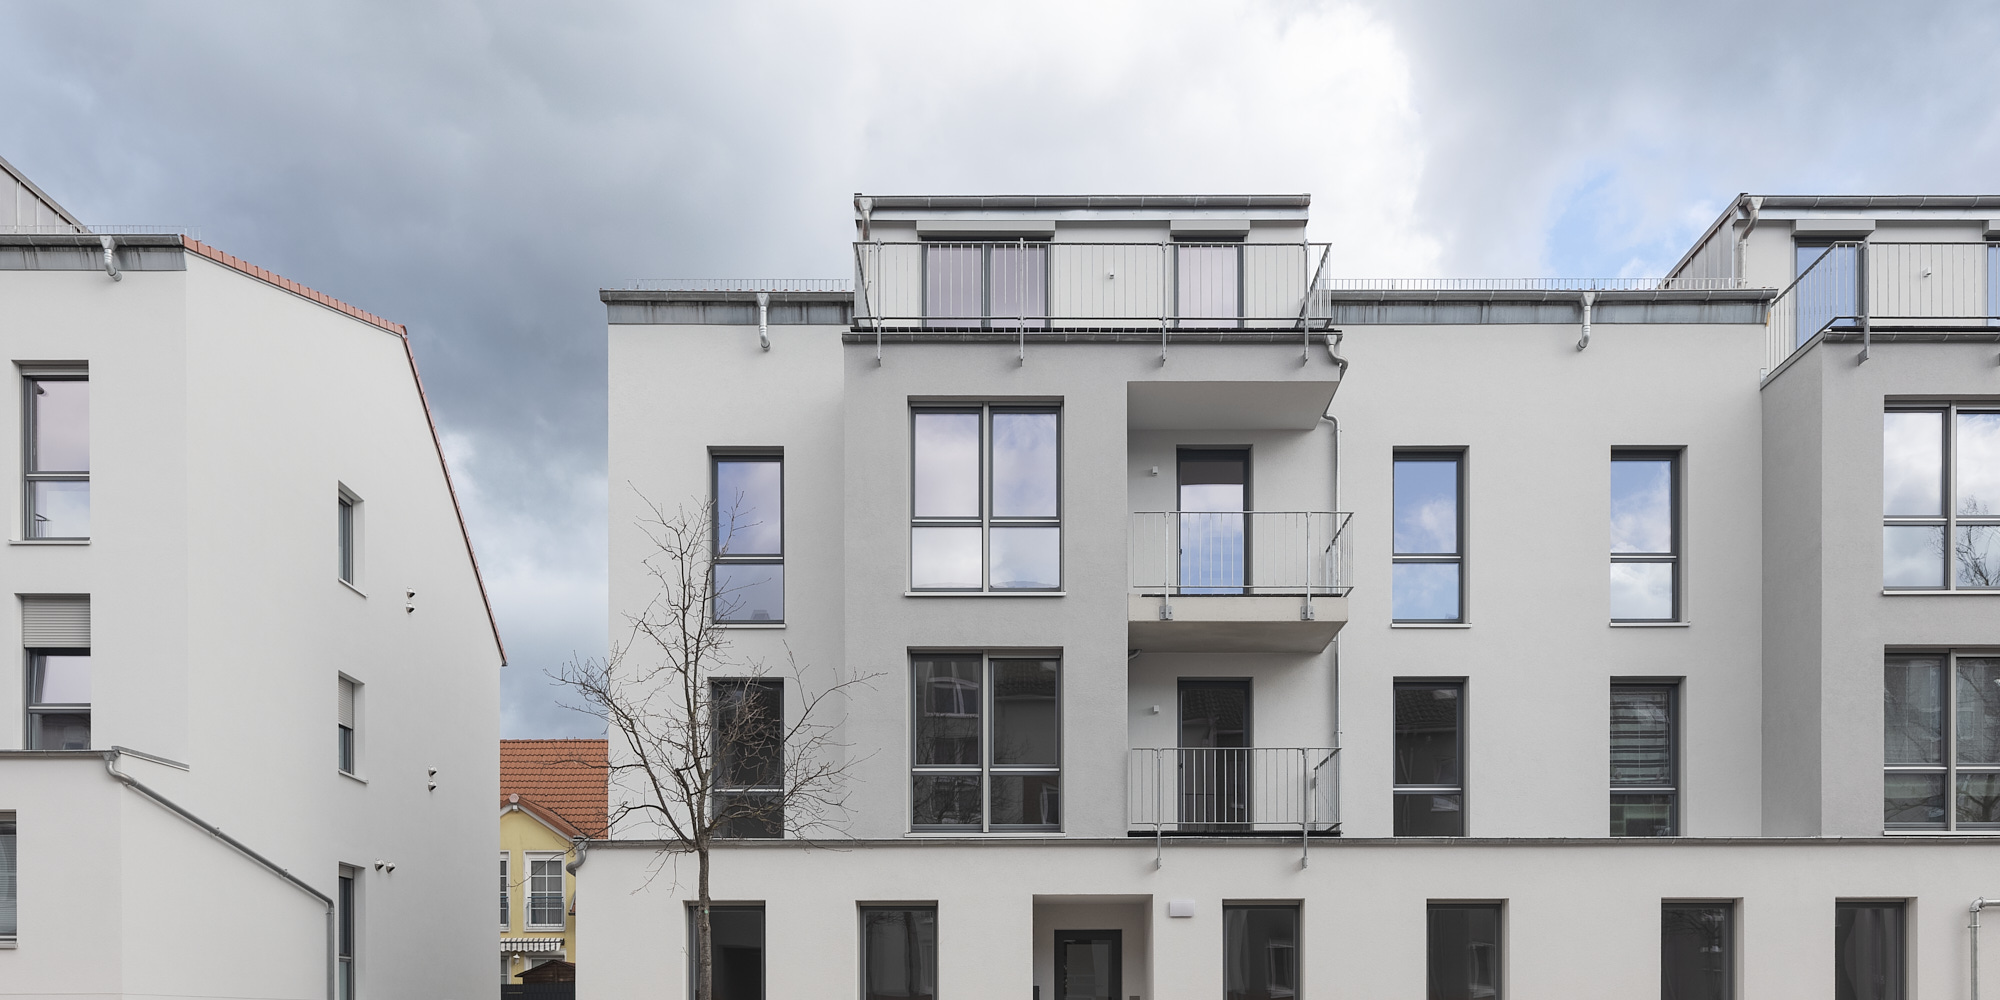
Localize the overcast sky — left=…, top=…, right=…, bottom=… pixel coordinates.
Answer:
left=4, top=1, right=1997, bottom=738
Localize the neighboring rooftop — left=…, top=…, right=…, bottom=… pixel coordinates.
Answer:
left=1, top=151, right=86, bottom=233
left=502, top=739, right=610, bottom=838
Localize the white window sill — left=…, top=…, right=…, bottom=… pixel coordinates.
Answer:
left=716, top=622, right=786, bottom=630
left=9, top=538, right=88, bottom=545
left=524, top=925, right=566, bottom=933
left=339, top=769, right=367, bottom=785
left=1391, top=622, right=1471, bottom=629
left=1882, top=829, right=2000, bottom=837
left=1881, top=589, right=2000, bottom=596
left=903, top=831, right=1065, bottom=838
left=904, top=591, right=1066, bottom=598
left=338, top=579, right=367, bottom=598
left=1610, top=621, right=1691, bottom=628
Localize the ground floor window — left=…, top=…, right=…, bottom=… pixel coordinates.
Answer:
left=1224, top=904, right=1298, bottom=1000
left=0, top=815, right=15, bottom=941
left=688, top=904, right=765, bottom=1000
left=1427, top=902, right=1501, bottom=1000
left=861, top=906, right=937, bottom=1000
left=911, top=652, right=1060, bottom=832
left=1662, top=901, right=1732, bottom=1000
left=1834, top=902, right=1905, bottom=1000
left=1885, top=650, right=2000, bottom=830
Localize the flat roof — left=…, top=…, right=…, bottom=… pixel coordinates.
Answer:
left=856, top=194, right=1310, bottom=211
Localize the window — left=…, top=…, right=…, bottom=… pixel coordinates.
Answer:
left=688, top=904, right=764, bottom=1000
left=1427, top=903, right=1501, bottom=1000
left=713, top=454, right=784, bottom=623
left=526, top=853, right=565, bottom=929
left=1611, top=683, right=1678, bottom=836
left=712, top=679, right=783, bottom=839
left=23, top=370, right=88, bottom=539
left=1662, top=901, right=1733, bottom=1000
left=910, top=406, right=1060, bottom=592
left=1611, top=451, right=1680, bottom=621
left=1, top=815, right=15, bottom=942
left=1224, top=904, right=1298, bottom=1000
left=337, top=486, right=362, bottom=587
left=27, top=651, right=90, bottom=750
left=1393, top=452, right=1464, bottom=622
left=1178, top=245, right=1241, bottom=327
left=1795, top=242, right=1858, bottom=348
left=911, top=654, right=1060, bottom=831
left=1834, top=902, right=1905, bottom=1000
left=1884, top=650, right=2000, bottom=830
left=498, top=854, right=510, bottom=930
left=924, top=242, right=1046, bottom=329
left=338, top=677, right=358, bottom=774
left=337, top=867, right=357, bottom=1000
left=1883, top=405, right=2000, bottom=589
left=1395, top=681, right=1464, bottom=836
left=861, top=906, right=937, bottom=1000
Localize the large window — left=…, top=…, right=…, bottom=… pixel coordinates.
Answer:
left=925, top=242, right=1047, bottom=329
left=27, top=650, right=90, bottom=750
left=1394, top=681, right=1465, bottom=836
left=1611, top=683, right=1678, bottom=836
left=1834, top=901, right=1905, bottom=1000
left=1662, top=901, right=1733, bottom=1000
left=910, top=406, right=1060, bottom=592
left=1, top=815, right=15, bottom=943
left=1177, top=245, right=1241, bottom=327
left=1611, top=451, right=1681, bottom=621
left=1223, top=904, right=1298, bottom=1000
left=713, top=454, right=784, bottom=623
left=338, top=676, right=359, bottom=774
left=23, top=370, right=88, bottom=540
left=1393, top=452, right=1464, bottom=622
left=1795, top=242, right=1858, bottom=348
left=1884, top=650, right=2000, bottom=830
left=526, top=853, right=565, bottom=929
left=688, top=904, right=765, bottom=1000
left=911, top=653, right=1060, bottom=831
left=712, top=679, right=783, bottom=839
left=1427, top=903, right=1501, bottom=1000
left=1884, top=405, right=2000, bottom=589
left=861, top=906, right=937, bottom=1000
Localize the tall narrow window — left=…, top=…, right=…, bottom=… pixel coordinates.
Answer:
left=911, top=406, right=1060, bottom=592
left=23, top=371, right=89, bottom=539
left=1395, top=681, right=1465, bottom=836
left=0, top=816, right=14, bottom=942
left=1883, top=405, right=2000, bottom=589
left=712, top=454, right=784, bottom=623
left=1224, top=904, right=1298, bottom=1000
left=712, top=679, right=783, bottom=838
left=1834, top=902, right=1905, bottom=1000
left=498, top=854, right=510, bottom=930
left=1178, top=449, right=1249, bottom=595
left=1611, top=451, right=1680, bottom=621
left=689, top=904, right=765, bottom=1000
left=337, top=867, right=357, bottom=1000
left=1884, top=650, right=2000, bottom=830
left=924, top=243, right=1047, bottom=329
left=1662, top=901, right=1733, bottom=1000
left=1611, top=683, right=1678, bottom=836
left=1795, top=242, right=1858, bottom=348
left=337, top=487, right=362, bottom=587
left=861, top=906, right=937, bottom=1000
left=337, top=677, right=358, bottom=774
left=527, top=853, right=565, bottom=929
left=1427, top=903, right=1502, bottom=1000
left=1177, top=245, right=1241, bottom=327
left=911, top=654, right=1060, bottom=831
left=1394, top=452, right=1464, bottom=622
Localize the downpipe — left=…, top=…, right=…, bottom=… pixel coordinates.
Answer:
left=100, top=234, right=121, bottom=282
left=1576, top=292, right=1594, bottom=351
left=1975, top=897, right=1999, bottom=1000
left=104, top=748, right=336, bottom=1000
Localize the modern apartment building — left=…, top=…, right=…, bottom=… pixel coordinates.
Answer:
left=0, top=155, right=505, bottom=999
left=586, top=192, right=2000, bottom=999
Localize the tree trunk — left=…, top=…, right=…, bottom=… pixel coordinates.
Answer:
left=696, top=845, right=713, bottom=1000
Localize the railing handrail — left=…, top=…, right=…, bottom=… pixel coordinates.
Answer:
left=1319, top=276, right=1751, bottom=291
left=1126, top=746, right=1341, bottom=866
left=1128, top=511, right=1352, bottom=597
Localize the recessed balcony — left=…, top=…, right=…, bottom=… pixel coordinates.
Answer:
left=1127, top=511, right=1350, bottom=653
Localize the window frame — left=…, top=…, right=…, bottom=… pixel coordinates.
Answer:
left=1426, top=901, right=1504, bottom=1000
left=1661, top=900, right=1735, bottom=1000
left=337, top=866, right=358, bottom=1000
left=686, top=903, right=766, bottom=1000
left=25, top=648, right=90, bottom=751
left=1392, top=450, right=1467, bottom=623
left=908, top=404, right=1063, bottom=593
left=1883, top=403, right=2000, bottom=591
left=1393, top=679, right=1467, bottom=837
left=1222, top=903, right=1301, bottom=1000
left=710, top=678, right=785, bottom=839
left=859, top=904, right=939, bottom=1000
left=499, top=853, right=510, bottom=931
left=1833, top=900, right=1907, bottom=1000
left=710, top=451, right=786, bottom=624
left=0, top=814, right=14, bottom=943
left=1884, top=647, right=2000, bottom=832
left=524, top=851, right=566, bottom=930
left=22, top=368, right=89, bottom=541
left=1610, top=681, right=1680, bottom=837
left=921, top=241, right=1050, bottom=329
left=909, top=651, right=1063, bottom=833
left=336, top=485, right=363, bottom=589
left=337, top=675, right=359, bottom=775
left=1609, top=449, right=1683, bottom=622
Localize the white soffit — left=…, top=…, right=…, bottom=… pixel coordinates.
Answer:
left=1127, top=381, right=1337, bottom=431
left=1793, top=218, right=1876, bottom=237
left=915, top=220, right=1056, bottom=240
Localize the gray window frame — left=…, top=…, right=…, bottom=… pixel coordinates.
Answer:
left=908, top=405, right=1063, bottom=593
left=860, top=905, right=938, bottom=1000
left=0, top=814, right=14, bottom=942
left=1392, top=450, right=1466, bottom=623
left=1610, top=449, right=1683, bottom=622
left=1833, top=900, right=1906, bottom=1000
left=498, top=853, right=510, bottom=930
left=22, top=369, right=89, bottom=541
left=909, top=651, right=1062, bottom=833
left=25, top=648, right=89, bottom=751
left=711, top=678, right=784, bottom=839
left=1884, top=647, right=2000, bottom=832
left=337, top=676, right=358, bottom=775
left=1610, top=681, right=1680, bottom=837
left=686, top=903, right=765, bottom=1000
left=1883, top=403, right=2000, bottom=591
left=1393, top=678, right=1466, bottom=837
left=1427, top=901, right=1503, bottom=1000
left=710, top=451, right=786, bottom=624
left=337, top=866, right=357, bottom=1000
left=1661, top=900, right=1735, bottom=1000
left=336, top=485, right=362, bottom=587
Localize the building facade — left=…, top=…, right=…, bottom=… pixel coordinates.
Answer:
left=501, top=738, right=609, bottom=988
left=0, top=155, right=505, bottom=1000
left=584, top=193, right=2000, bottom=998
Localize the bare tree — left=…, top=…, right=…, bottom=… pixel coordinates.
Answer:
left=557, top=491, right=873, bottom=1000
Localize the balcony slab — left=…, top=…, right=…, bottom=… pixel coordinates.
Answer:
left=1127, top=594, right=1347, bottom=653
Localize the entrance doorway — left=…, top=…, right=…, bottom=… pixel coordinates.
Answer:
left=1054, top=930, right=1121, bottom=1000
left=1179, top=679, right=1251, bottom=828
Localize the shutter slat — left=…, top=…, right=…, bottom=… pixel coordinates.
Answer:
left=21, top=595, right=89, bottom=648
left=338, top=678, right=356, bottom=727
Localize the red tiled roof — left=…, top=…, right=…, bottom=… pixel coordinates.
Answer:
left=502, top=739, right=610, bottom=838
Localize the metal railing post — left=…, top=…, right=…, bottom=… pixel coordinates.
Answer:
left=1300, top=748, right=1311, bottom=868
left=1155, top=748, right=1165, bottom=869
left=1859, top=241, right=1872, bottom=362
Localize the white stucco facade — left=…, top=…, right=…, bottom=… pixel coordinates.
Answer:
left=590, top=194, right=2000, bottom=999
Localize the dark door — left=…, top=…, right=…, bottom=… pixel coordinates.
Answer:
left=1055, top=929, right=1121, bottom=1000
left=1179, top=680, right=1251, bottom=828
left=1178, top=449, right=1249, bottom=594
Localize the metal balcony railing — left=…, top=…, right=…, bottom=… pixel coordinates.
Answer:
left=1128, top=747, right=1340, bottom=864
left=1765, top=242, right=2000, bottom=375
left=1128, top=511, right=1352, bottom=597
left=852, top=241, right=1336, bottom=331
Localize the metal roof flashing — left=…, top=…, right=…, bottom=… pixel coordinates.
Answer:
left=857, top=193, right=1310, bottom=225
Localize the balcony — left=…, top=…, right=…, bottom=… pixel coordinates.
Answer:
left=1127, top=747, right=1340, bottom=856
left=1127, top=511, right=1351, bottom=653
left=1766, top=241, right=2000, bottom=375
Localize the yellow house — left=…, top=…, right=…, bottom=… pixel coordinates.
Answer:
left=500, top=739, right=608, bottom=986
